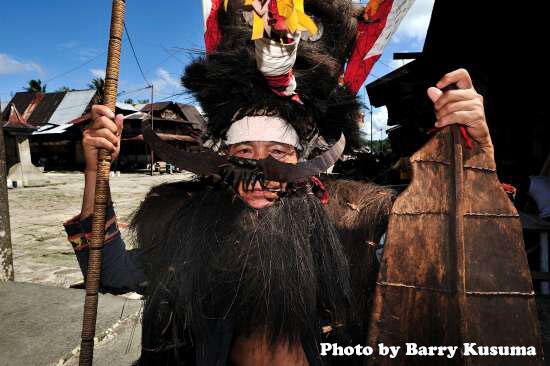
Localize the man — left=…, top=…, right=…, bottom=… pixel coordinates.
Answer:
left=65, top=70, right=489, bottom=366
left=65, top=1, right=491, bottom=365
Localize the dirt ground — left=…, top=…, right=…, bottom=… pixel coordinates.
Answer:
left=6, top=172, right=192, bottom=288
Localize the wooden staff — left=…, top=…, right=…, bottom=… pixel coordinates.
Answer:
left=79, top=1, right=125, bottom=365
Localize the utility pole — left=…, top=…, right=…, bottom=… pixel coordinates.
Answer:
left=0, top=125, right=14, bottom=282
left=150, top=85, right=154, bottom=176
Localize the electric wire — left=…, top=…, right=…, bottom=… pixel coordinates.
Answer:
left=124, top=22, right=150, bottom=86
left=44, top=51, right=107, bottom=83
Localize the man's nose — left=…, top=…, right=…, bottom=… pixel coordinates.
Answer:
left=252, top=150, right=269, bottom=160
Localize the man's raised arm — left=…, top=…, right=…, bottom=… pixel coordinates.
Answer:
left=63, top=105, right=146, bottom=294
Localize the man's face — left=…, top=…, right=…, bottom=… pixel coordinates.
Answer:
left=228, top=141, right=298, bottom=209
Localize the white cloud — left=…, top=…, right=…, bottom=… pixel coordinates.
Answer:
left=78, top=48, right=102, bottom=61
left=0, top=53, right=44, bottom=75
left=90, top=69, right=106, bottom=79
left=363, top=106, right=389, bottom=140
left=151, top=68, right=181, bottom=94
left=393, top=0, right=435, bottom=43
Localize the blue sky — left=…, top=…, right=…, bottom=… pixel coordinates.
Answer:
left=0, top=0, right=434, bottom=139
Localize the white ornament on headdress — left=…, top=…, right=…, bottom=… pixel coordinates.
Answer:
left=225, top=115, right=301, bottom=149
left=254, top=34, right=300, bottom=96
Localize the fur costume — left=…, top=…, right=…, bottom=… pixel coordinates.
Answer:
left=130, top=179, right=394, bottom=365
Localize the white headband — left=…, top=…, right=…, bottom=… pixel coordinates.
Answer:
left=225, top=115, right=301, bottom=149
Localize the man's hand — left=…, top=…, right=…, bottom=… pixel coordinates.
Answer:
left=427, top=68, right=492, bottom=154
left=83, top=105, right=124, bottom=172
left=80, top=105, right=123, bottom=217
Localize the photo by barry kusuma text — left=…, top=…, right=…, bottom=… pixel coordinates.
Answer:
left=320, top=343, right=538, bottom=359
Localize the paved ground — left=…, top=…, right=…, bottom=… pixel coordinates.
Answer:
left=0, top=281, right=142, bottom=366
left=1, top=172, right=192, bottom=365
left=7, top=172, right=192, bottom=288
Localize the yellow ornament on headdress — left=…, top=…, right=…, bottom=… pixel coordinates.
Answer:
left=363, top=0, right=384, bottom=21
left=236, top=0, right=318, bottom=40
left=276, top=0, right=317, bottom=35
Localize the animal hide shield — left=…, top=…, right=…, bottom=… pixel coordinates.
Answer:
left=367, top=127, right=544, bottom=365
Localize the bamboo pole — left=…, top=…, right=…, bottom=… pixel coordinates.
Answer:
left=79, top=1, right=125, bottom=365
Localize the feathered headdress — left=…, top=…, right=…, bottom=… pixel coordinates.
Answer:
left=185, top=0, right=362, bottom=152
left=144, top=0, right=412, bottom=189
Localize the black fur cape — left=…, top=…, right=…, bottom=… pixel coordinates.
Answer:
left=181, top=0, right=363, bottom=152
left=130, top=178, right=394, bottom=366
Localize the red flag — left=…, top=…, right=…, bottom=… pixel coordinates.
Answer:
left=205, top=0, right=223, bottom=54
left=343, top=0, right=415, bottom=95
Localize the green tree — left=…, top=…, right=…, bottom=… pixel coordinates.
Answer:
left=24, top=79, right=47, bottom=93
left=371, top=139, right=392, bottom=154
left=56, top=86, right=75, bottom=92
left=87, top=77, right=105, bottom=103
left=123, top=98, right=134, bottom=105
left=137, top=99, right=149, bottom=104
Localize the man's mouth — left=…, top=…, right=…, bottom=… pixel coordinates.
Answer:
left=247, top=189, right=281, bottom=199
left=250, top=188, right=282, bottom=193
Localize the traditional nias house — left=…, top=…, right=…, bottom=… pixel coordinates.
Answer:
left=1, top=91, right=206, bottom=181
left=119, top=102, right=205, bottom=171
left=1, top=89, right=99, bottom=186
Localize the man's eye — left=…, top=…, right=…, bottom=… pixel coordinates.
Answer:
left=237, top=148, right=252, bottom=155
left=270, top=149, right=287, bottom=158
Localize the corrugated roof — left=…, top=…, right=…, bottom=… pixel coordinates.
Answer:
left=124, top=111, right=149, bottom=120
left=23, top=92, right=65, bottom=126
left=3, top=105, right=37, bottom=131
left=123, top=113, right=197, bottom=127
left=176, top=103, right=206, bottom=130
left=33, top=123, right=74, bottom=135
left=1, top=89, right=97, bottom=130
left=47, top=89, right=96, bottom=126
left=116, top=102, right=139, bottom=112
left=139, top=102, right=171, bottom=112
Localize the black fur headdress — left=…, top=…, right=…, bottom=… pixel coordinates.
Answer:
left=182, top=0, right=363, bottom=152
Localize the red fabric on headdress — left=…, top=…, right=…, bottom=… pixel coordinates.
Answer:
left=264, top=70, right=303, bottom=104
left=205, top=0, right=223, bottom=54
left=343, top=0, right=393, bottom=95
left=264, top=71, right=293, bottom=88
left=269, top=0, right=287, bottom=33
